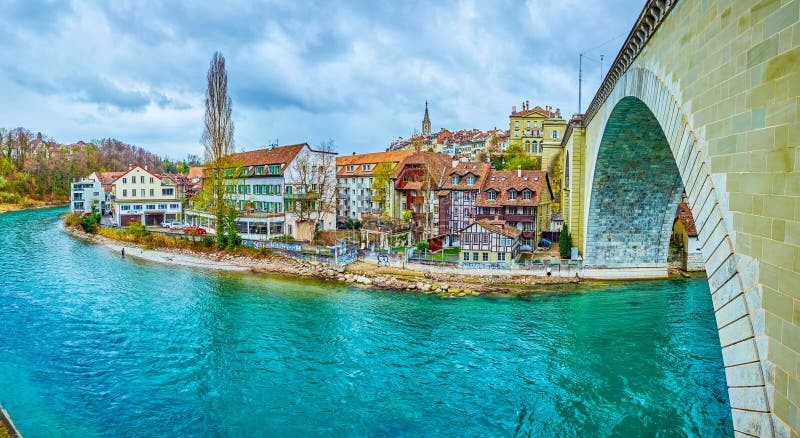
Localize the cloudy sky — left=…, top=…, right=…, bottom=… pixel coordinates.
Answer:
left=0, top=0, right=644, bottom=159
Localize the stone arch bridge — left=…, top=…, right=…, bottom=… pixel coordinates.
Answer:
left=560, top=0, right=799, bottom=435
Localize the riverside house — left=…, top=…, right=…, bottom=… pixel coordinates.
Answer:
left=185, top=143, right=337, bottom=242
left=336, top=150, right=414, bottom=221
left=439, top=162, right=554, bottom=253
left=459, top=219, right=522, bottom=266
left=110, top=166, right=182, bottom=226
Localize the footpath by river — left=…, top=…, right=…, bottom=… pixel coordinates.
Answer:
left=64, top=223, right=584, bottom=298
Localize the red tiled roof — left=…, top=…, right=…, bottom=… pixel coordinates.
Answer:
left=390, top=152, right=452, bottom=184
left=475, top=170, right=550, bottom=207
left=336, top=150, right=414, bottom=177
left=511, top=106, right=557, bottom=118
left=675, top=202, right=697, bottom=236
left=225, top=144, right=307, bottom=175
left=187, top=166, right=204, bottom=179
left=467, top=219, right=522, bottom=239
left=439, top=162, right=491, bottom=190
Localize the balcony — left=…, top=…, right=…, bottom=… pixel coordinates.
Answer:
left=284, top=192, right=320, bottom=200
left=474, top=213, right=534, bottom=222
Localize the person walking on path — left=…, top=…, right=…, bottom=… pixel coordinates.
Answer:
left=121, top=247, right=125, bottom=258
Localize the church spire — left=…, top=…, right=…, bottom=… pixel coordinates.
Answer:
left=422, top=101, right=431, bottom=137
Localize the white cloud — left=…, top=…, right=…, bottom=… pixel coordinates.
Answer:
left=0, top=0, right=644, bottom=157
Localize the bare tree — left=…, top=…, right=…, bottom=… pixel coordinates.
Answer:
left=285, top=139, right=338, bottom=242
left=201, top=51, right=235, bottom=238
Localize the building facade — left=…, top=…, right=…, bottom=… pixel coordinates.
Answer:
left=508, top=101, right=567, bottom=173
left=439, top=162, right=554, bottom=251
left=186, top=143, right=337, bottom=241
left=110, top=166, right=182, bottom=226
left=474, top=169, right=553, bottom=250
left=388, top=151, right=451, bottom=239
left=70, top=178, right=105, bottom=214
left=459, top=220, right=521, bottom=265
left=438, top=161, right=491, bottom=244
left=336, top=150, right=414, bottom=221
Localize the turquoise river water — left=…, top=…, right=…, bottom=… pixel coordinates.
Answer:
left=0, top=208, right=732, bottom=436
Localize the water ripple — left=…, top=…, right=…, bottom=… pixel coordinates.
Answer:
left=0, top=208, right=733, bottom=436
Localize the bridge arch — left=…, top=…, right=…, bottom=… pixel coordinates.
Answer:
left=582, top=66, right=777, bottom=436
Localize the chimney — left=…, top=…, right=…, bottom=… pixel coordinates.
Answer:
left=145, top=165, right=148, bottom=171
left=512, top=105, right=516, bottom=113
left=517, top=165, right=522, bottom=178
left=352, top=152, right=356, bottom=155
left=526, top=100, right=529, bottom=110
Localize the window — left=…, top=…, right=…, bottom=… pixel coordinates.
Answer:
left=466, top=175, right=476, bottom=185
left=482, top=252, right=489, bottom=261
left=482, top=234, right=489, bottom=244
left=158, top=204, right=167, bottom=209
left=451, top=175, right=460, bottom=185
left=256, top=166, right=264, bottom=175
left=140, top=176, right=144, bottom=183
left=122, top=177, right=127, bottom=184
left=472, top=252, right=478, bottom=261
left=514, top=129, right=519, bottom=137
left=526, top=121, right=530, bottom=128
left=133, top=204, right=142, bottom=210
left=463, top=252, right=469, bottom=261
left=362, top=164, right=372, bottom=172
left=150, top=177, right=154, bottom=183
left=146, top=204, right=156, bottom=210
left=523, top=190, right=532, bottom=200
left=486, top=190, right=496, bottom=201
left=498, top=253, right=506, bottom=261
left=534, top=121, right=538, bottom=128
left=514, top=121, right=519, bottom=128
left=149, top=189, right=155, bottom=196
left=552, top=130, right=559, bottom=139
left=508, top=190, right=516, bottom=200
left=346, top=165, right=355, bottom=172
left=120, top=205, right=131, bottom=211
left=122, top=189, right=127, bottom=197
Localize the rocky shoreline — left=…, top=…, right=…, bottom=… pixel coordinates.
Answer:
left=64, top=225, right=580, bottom=297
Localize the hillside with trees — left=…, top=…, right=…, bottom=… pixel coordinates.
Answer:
left=0, top=127, right=199, bottom=208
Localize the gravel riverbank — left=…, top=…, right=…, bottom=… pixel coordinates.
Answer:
left=64, top=225, right=580, bottom=297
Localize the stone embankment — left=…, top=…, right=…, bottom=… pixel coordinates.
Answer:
left=65, top=225, right=580, bottom=297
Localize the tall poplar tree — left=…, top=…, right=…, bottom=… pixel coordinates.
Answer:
left=201, top=51, right=235, bottom=240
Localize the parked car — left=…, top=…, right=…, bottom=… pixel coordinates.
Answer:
left=160, top=219, right=176, bottom=228
left=183, top=226, right=206, bottom=235
left=169, top=222, right=188, bottom=229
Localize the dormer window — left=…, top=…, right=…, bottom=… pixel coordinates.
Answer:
left=362, top=164, right=373, bottom=172
left=508, top=190, right=516, bottom=200
left=523, top=190, right=532, bottom=200
left=451, top=175, right=460, bottom=185
left=486, top=190, right=497, bottom=200
left=466, top=175, right=476, bottom=185
left=346, top=165, right=355, bottom=173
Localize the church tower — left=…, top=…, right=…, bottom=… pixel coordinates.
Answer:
left=422, top=101, right=431, bottom=137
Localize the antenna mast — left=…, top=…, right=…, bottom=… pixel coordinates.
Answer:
left=578, top=53, right=583, bottom=114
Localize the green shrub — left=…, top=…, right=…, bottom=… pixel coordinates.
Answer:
left=416, top=241, right=429, bottom=252
left=79, top=206, right=101, bottom=233
left=559, top=223, right=572, bottom=259
left=201, top=235, right=215, bottom=248
left=126, top=222, right=151, bottom=238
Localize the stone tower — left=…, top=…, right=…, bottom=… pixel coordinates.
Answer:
left=421, top=101, right=431, bottom=137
